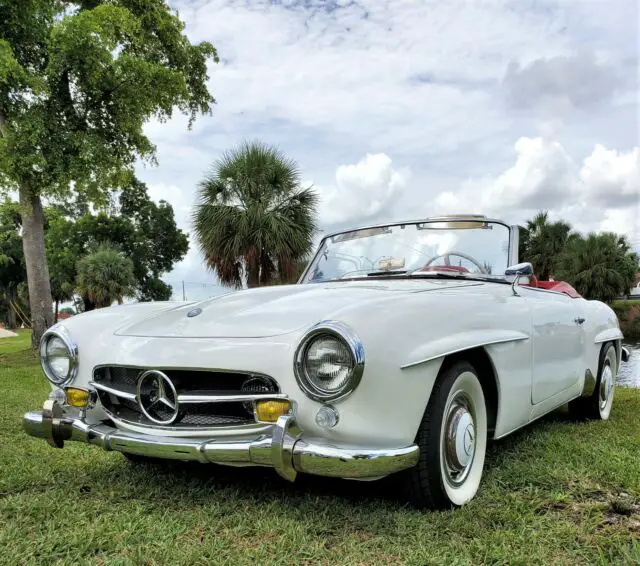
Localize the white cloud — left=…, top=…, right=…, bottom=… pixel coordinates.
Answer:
left=430, top=137, right=640, bottom=245
left=580, top=145, right=640, bottom=206
left=316, top=153, right=410, bottom=227
left=125, top=0, right=639, bottom=297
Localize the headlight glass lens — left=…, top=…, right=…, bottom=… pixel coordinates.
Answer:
left=40, top=328, right=77, bottom=385
left=46, top=336, right=71, bottom=380
left=305, top=336, right=354, bottom=392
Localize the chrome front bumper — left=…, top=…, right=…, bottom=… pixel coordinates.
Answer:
left=23, top=400, right=419, bottom=481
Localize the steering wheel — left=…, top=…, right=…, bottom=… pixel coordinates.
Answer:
left=419, top=251, right=488, bottom=274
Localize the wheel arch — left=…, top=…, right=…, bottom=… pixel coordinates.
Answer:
left=437, top=346, right=499, bottom=438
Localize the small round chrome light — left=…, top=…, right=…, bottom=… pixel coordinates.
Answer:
left=315, top=405, right=339, bottom=428
left=39, top=326, right=78, bottom=386
left=294, top=321, right=365, bottom=402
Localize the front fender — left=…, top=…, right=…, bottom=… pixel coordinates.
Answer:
left=400, top=329, right=530, bottom=369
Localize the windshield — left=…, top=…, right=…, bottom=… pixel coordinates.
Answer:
left=302, top=220, right=512, bottom=283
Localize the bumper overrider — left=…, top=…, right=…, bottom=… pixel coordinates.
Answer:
left=23, top=400, right=420, bottom=481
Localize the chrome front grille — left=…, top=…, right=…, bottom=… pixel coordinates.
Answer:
left=92, top=366, right=282, bottom=428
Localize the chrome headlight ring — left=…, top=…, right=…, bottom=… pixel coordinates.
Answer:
left=39, top=325, right=79, bottom=386
left=294, top=320, right=365, bottom=403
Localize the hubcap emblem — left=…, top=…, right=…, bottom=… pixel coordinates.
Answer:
left=463, top=423, right=475, bottom=456
left=137, top=370, right=179, bottom=424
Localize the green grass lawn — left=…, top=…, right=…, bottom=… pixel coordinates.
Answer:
left=1, top=333, right=639, bottom=565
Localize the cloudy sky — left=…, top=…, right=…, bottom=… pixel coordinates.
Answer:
left=135, top=0, right=640, bottom=301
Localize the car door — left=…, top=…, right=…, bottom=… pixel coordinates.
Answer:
left=518, top=286, right=585, bottom=404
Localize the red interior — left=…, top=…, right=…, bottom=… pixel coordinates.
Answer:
left=521, top=276, right=582, bottom=298
left=418, top=263, right=582, bottom=298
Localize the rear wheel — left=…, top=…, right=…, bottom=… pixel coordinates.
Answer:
left=405, top=360, right=488, bottom=509
left=569, top=343, right=617, bottom=421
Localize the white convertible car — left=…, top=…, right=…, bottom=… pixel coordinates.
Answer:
left=24, top=215, right=630, bottom=509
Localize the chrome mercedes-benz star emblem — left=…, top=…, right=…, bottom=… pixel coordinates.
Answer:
left=136, top=370, right=179, bottom=425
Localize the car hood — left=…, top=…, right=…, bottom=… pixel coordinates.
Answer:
left=114, top=279, right=484, bottom=338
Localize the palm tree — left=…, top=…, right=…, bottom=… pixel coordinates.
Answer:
left=193, top=141, right=318, bottom=289
left=523, top=211, right=572, bottom=280
left=75, top=244, right=136, bottom=308
left=555, top=232, right=638, bottom=302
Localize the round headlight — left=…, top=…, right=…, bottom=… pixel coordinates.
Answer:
left=39, top=327, right=78, bottom=386
left=294, top=321, right=365, bottom=402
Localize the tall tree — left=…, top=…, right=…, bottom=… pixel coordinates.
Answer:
left=555, top=232, right=639, bottom=302
left=193, top=141, right=318, bottom=288
left=0, top=1, right=217, bottom=346
left=76, top=244, right=136, bottom=308
left=522, top=211, right=572, bottom=280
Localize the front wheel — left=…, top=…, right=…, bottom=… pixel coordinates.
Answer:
left=405, top=360, right=488, bottom=509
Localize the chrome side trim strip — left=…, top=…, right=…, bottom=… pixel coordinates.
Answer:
left=178, top=393, right=289, bottom=404
left=90, top=381, right=137, bottom=401
left=400, top=336, right=529, bottom=370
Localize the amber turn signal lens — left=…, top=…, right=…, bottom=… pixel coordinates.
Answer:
left=255, top=400, right=292, bottom=423
left=64, top=387, right=90, bottom=408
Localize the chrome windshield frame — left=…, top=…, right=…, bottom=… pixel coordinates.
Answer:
left=297, top=216, right=519, bottom=284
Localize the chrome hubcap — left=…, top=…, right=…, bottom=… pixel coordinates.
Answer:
left=599, top=364, right=613, bottom=410
left=444, top=395, right=476, bottom=485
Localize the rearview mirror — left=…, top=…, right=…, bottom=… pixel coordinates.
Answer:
left=505, top=262, right=533, bottom=276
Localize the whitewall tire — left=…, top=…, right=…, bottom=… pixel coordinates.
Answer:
left=405, top=360, right=488, bottom=509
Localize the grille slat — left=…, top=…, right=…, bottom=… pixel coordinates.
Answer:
left=93, top=367, right=279, bottom=429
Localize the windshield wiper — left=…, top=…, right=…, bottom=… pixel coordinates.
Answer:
left=366, top=270, right=408, bottom=277
left=408, top=271, right=509, bottom=284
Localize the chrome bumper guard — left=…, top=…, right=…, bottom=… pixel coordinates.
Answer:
left=23, top=400, right=419, bottom=481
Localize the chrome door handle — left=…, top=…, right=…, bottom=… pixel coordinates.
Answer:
left=574, top=317, right=585, bottom=325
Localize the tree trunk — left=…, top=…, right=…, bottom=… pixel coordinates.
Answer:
left=54, top=300, right=59, bottom=323
left=6, top=286, right=17, bottom=330
left=19, top=184, right=54, bottom=347
left=246, top=266, right=260, bottom=288
left=82, top=293, right=96, bottom=312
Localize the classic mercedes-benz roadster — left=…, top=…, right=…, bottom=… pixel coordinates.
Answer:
left=23, top=215, right=630, bottom=509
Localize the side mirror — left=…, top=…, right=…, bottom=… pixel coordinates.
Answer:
left=505, top=262, right=533, bottom=277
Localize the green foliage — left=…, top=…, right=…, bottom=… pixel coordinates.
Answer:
left=555, top=232, right=639, bottom=303
left=1, top=181, right=187, bottom=310
left=520, top=211, right=571, bottom=280
left=520, top=210, right=639, bottom=302
left=0, top=0, right=218, bottom=196
left=0, top=197, right=27, bottom=327
left=610, top=300, right=640, bottom=339
left=76, top=243, right=136, bottom=308
left=193, top=141, right=319, bottom=288
left=46, top=180, right=188, bottom=302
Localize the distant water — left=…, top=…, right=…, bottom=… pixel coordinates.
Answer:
left=619, top=341, right=639, bottom=387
